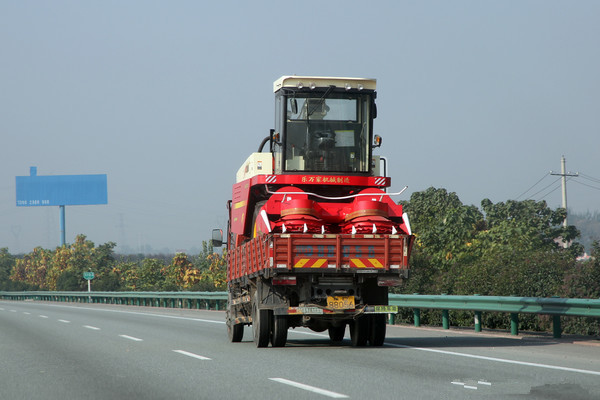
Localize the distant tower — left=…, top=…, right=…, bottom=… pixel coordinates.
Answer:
left=117, top=213, right=128, bottom=251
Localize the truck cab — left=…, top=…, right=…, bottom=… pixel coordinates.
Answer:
left=272, top=76, right=378, bottom=176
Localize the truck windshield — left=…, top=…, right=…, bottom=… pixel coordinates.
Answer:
left=284, top=93, right=371, bottom=173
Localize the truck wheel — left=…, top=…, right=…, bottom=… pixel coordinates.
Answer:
left=369, top=315, right=386, bottom=346
left=328, top=325, right=345, bottom=343
left=226, top=290, right=243, bottom=342
left=350, top=317, right=368, bottom=347
left=227, top=316, right=244, bottom=342
left=271, top=315, right=288, bottom=347
left=252, top=297, right=270, bottom=347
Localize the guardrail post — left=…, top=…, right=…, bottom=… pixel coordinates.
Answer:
left=442, top=309, right=450, bottom=329
left=388, top=312, right=395, bottom=325
left=474, top=310, right=482, bottom=332
left=441, top=293, right=450, bottom=329
left=553, top=315, right=562, bottom=339
left=510, top=313, right=519, bottom=335
left=473, top=294, right=482, bottom=332
left=413, top=308, right=421, bottom=327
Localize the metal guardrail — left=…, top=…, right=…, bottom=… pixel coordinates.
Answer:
left=388, top=294, right=600, bottom=317
left=2, top=291, right=599, bottom=338
left=388, top=294, right=600, bottom=338
left=0, top=291, right=228, bottom=310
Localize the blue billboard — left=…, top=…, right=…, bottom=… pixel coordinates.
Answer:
left=16, top=167, right=108, bottom=207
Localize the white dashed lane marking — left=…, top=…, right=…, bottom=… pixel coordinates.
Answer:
left=173, top=350, right=211, bottom=360
left=83, top=325, right=101, bottom=330
left=452, top=380, right=492, bottom=390
left=269, top=378, right=349, bottom=399
left=119, top=334, right=143, bottom=342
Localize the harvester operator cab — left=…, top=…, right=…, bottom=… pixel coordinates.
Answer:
left=272, top=76, right=379, bottom=175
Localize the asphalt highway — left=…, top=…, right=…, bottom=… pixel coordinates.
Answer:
left=1, top=300, right=599, bottom=399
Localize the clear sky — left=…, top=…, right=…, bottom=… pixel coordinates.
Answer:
left=1, top=1, right=599, bottom=254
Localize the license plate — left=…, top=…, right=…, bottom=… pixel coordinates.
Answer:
left=327, top=296, right=355, bottom=310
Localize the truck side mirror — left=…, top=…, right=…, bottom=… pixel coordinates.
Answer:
left=290, top=98, right=298, bottom=115
left=211, top=229, right=223, bottom=247
left=373, top=134, right=382, bottom=148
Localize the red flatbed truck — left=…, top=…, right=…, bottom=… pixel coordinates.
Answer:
left=213, top=76, right=414, bottom=347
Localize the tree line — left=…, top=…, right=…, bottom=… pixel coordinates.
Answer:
left=0, top=235, right=226, bottom=292
left=396, top=187, right=600, bottom=335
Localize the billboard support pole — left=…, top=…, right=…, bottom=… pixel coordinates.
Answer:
left=60, top=205, right=66, bottom=247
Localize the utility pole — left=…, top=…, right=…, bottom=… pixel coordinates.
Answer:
left=550, top=156, right=578, bottom=247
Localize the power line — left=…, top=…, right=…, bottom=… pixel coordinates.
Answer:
left=572, top=179, right=600, bottom=191
left=579, top=172, right=600, bottom=184
left=528, top=176, right=562, bottom=199
left=535, top=180, right=564, bottom=202
left=515, top=172, right=550, bottom=200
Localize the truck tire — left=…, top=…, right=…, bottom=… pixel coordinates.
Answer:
left=271, top=315, right=288, bottom=347
left=227, top=316, right=244, bottom=342
left=328, top=325, right=346, bottom=343
left=252, top=296, right=270, bottom=347
left=226, top=290, right=244, bottom=342
left=350, top=317, right=368, bottom=347
left=369, top=315, right=386, bottom=346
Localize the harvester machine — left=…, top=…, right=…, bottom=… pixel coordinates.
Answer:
left=213, top=76, right=414, bottom=347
